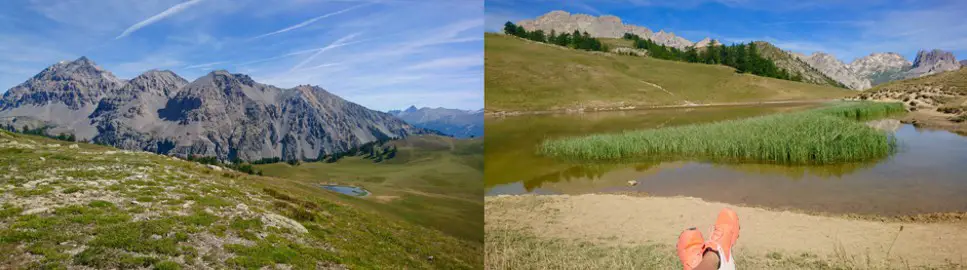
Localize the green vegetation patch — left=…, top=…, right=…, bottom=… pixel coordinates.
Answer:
left=541, top=102, right=905, bottom=164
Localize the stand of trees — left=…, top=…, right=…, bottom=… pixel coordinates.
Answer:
left=320, top=139, right=398, bottom=163
left=3, top=124, right=77, bottom=142
left=623, top=34, right=803, bottom=82
left=503, top=21, right=609, bottom=52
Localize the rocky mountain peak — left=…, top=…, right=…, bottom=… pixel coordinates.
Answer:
left=2, top=57, right=424, bottom=161
left=798, top=52, right=871, bottom=90
left=404, top=105, right=419, bottom=113
left=39, top=56, right=121, bottom=84
left=903, top=49, right=961, bottom=79
left=125, top=70, right=188, bottom=97
left=847, top=52, right=912, bottom=85
left=912, top=49, right=958, bottom=68
left=693, top=37, right=717, bottom=48
left=2, top=56, right=124, bottom=110
left=517, top=11, right=694, bottom=49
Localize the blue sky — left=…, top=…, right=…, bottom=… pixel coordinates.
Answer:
left=486, top=0, right=967, bottom=64
left=0, top=0, right=483, bottom=111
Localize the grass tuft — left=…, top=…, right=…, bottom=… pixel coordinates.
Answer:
left=540, top=102, right=905, bottom=164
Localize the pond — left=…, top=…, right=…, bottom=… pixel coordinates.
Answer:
left=321, top=185, right=371, bottom=197
left=485, top=104, right=967, bottom=216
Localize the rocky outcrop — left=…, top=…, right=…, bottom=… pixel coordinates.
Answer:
left=0, top=57, right=424, bottom=161
left=388, top=106, right=483, bottom=138
left=797, top=52, right=871, bottom=90
left=753, top=41, right=844, bottom=88
left=692, top=38, right=718, bottom=48
left=901, top=49, right=961, bottom=79
left=517, top=10, right=695, bottom=49
left=848, top=53, right=912, bottom=85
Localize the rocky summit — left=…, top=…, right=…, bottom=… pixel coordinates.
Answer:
left=0, top=57, right=425, bottom=161
left=903, top=49, right=961, bottom=79
left=848, top=52, right=912, bottom=85
left=517, top=10, right=696, bottom=49
left=797, top=52, right=871, bottom=90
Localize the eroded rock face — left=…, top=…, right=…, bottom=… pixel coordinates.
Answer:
left=0, top=57, right=125, bottom=111
left=849, top=52, right=912, bottom=85
left=517, top=10, right=695, bottom=49
left=798, top=52, right=871, bottom=90
left=0, top=57, right=424, bottom=161
left=902, top=49, right=961, bottom=79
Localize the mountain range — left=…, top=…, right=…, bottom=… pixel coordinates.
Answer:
left=517, top=11, right=962, bottom=90
left=388, top=106, right=484, bottom=138
left=0, top=57, right=427, bottom=161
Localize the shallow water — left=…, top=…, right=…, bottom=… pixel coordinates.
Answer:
left=321, top=185, right=371, bottom=197
left=485, top=104, right=967, bottom=216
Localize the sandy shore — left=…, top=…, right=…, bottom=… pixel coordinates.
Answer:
left=486, top=194, right=967, bottom=268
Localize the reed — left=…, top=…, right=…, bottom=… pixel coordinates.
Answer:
left=539, top=102, right=905, bottom=164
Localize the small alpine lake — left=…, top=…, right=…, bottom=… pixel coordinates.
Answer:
left=320, top=184, right=371, bottom=197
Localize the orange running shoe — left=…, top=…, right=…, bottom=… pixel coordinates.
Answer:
left=706, top=208, right=740, bottom=267
left=676, top=227, right=706, bottom=270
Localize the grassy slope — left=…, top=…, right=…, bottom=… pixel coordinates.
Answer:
left=256, top=135, right=483, bottom=243
left=0, top=131, right=481, bottom=269
left=485, top=33, right=854, bottom=112
left=752, top=41, right=846, bottom=88
left=861, top=68, right=967, bottom=105
left=598, top=38, right=634, bottom=49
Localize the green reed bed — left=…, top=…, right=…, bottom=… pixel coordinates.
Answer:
left=540, top=102, right=905, bottom=165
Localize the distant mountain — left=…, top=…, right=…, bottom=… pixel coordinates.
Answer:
left=902, top=49, right=961, bottom=79
left=388, top=106, right=483, bottom=138
left=848, top=52, right=912, bottom=86
left=517, top=10, right=696, bottom=49
left=795, top=52, right=871, bottom=90
left=752, top=41, right=845, bottom=88
left=960, top=60, right=967, bottom=66
left=0, top=57, right=426, bottom=161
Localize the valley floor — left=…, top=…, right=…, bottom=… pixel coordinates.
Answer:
left=486, top=194, right=967, bottom=269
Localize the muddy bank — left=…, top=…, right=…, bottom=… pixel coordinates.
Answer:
left=901, top=110, right=967, bottom=136
left=486, top=194, right=967, bottom=267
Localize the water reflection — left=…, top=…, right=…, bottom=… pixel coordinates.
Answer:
left=485, top=105, right=967, bottom=215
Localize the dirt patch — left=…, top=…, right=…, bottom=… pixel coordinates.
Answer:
left=901, top=110, right=967, bottom=135
left=486, top=194, right=967, bottom=267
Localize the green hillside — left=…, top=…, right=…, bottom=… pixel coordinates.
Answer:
left=752, top=41, right=846, bottom=88
left=485, top=33, right=853, bottom=112
left=256, top=135, right=484, bottom=243
left=0, top=131, right=481, bottom=269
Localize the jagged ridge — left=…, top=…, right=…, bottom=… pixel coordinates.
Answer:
left=0, top=57, right=426, bottom=161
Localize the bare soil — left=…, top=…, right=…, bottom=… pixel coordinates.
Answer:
left=486, top=194, right=967, bottom=267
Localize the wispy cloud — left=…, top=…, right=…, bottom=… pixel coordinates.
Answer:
left=405, top=55, right=482, bottom=70
left=248, top=3, right=369, bottom=40
left=184, top=61, right=227, bottom=69
left=290, top=33, right=362, bottom=71
left=116, top=0, right=206, bottom=39
left=4, top=0, right=483, bottom=110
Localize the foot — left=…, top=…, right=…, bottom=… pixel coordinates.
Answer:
left=705, top=208, right=740, bottom=268
left=676, top=227, right=706, bottom=270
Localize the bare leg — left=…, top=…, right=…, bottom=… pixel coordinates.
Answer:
left=693, top=250, right=720, bottom=270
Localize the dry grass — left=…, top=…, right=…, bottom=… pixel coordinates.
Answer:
left=485, top=33, right=853, bottom=112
